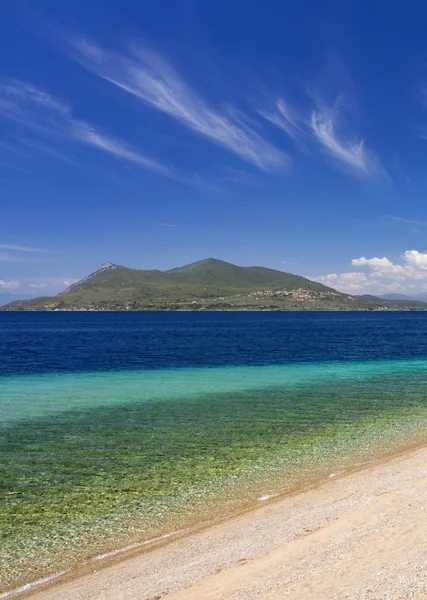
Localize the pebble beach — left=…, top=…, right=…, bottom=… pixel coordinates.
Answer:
left=25, top=443, right=427, bottom=600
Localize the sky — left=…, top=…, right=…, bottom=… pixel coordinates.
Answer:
left=3, top=1, right=427, bottom=296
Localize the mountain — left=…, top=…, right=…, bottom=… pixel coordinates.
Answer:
left=59, top=259, right=332, bottom=297
left=2, top=258, right=347, bottom=311
left=3, top=258, right=427, bottom=311
left=0, top=292, right=33, bottom=307
left=357, top=294, right=427, bottom=310
left=380, top=293, right=427, bottom=301
left=380, top=293, right=412, bottom=300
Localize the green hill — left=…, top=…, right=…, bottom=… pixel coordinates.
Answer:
left=3, top=258, right=427, bottom=311
left=164, top=258, right=330, bottom=291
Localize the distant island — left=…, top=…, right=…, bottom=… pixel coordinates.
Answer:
left=0, top=292, right=33, bottom=307
left=3, top=258, right=427, bottom=311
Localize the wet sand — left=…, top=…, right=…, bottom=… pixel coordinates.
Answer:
left=22, top=443, right=427, bottom=600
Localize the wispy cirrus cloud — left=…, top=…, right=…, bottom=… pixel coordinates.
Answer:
left=310, top=110, right=366, bottom=170
left=304, top=55, right=385, bottom=177
left=16, top=138, right=79, bottom=166
left=65, top=37, right=289, bottom=172
left=72, top=121, right=173, bottom=177
left=259, top=98, right=302, bottom=141
left=260, top=93, right=384, bottom=178
left=0, top=254, right=51, bottom=263
left=0, top=79, right=176, bottom=180
left=0, top=244, right=46, bottom=252
left=388, top=215, right=427, bottom=227
left=309, top=107, right=383, bottom=177
left=0, top=140, right=28, bottom=157
left=258, top=55, right=384, bottom=179
left=0, top=161, right=34, bottom=174
left=218, top=166, right=263, bottom=187
left=0, top=243, right=49, bottom=264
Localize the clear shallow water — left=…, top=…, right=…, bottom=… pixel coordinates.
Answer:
left=2, top=312, right=427, bottom=592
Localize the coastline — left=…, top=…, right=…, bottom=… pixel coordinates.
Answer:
left=6, top=353, right=427, bottom=593
left=16, top=438, right=427, bottom=600
left=5, top=312, right=427, bottom=599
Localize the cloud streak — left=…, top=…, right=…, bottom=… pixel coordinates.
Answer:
left=388, top=215, right=427, bottom=227
left=0, top=254, right=51, bottom=263
left=259, top=89, right=384, bottom=178
left=0, top=79, right=176, bottom=179
left=259, top=98, right=302, bottom=141
left=66, top=38, right=289, bottom=172
left=0, top=244, right=46, bottom=252
left=0, top=161, right=34, bottom=174
left=310, top=110, right=371, bottom=174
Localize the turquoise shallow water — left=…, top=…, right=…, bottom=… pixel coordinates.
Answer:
left=3, top=357, right=427, bottom=423
left=2, top=355, right=427, bottom=592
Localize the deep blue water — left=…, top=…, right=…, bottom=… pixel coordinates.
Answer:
left=2, top=311, right=427, bottom=375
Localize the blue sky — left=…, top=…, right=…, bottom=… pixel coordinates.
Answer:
left=2, top=0, right=427, bottom=295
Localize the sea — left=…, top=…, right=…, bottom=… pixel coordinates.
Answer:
left=2, top=311, right=427, bottom=594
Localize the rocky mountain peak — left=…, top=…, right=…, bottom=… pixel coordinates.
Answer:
left=97, top=263, right=118, bottom=272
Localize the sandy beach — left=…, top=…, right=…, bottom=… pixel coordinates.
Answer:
left=20, top=443, right=427, bottom=600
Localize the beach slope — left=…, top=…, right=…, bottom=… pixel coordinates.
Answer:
left=27, top=446, right=427, bottom=600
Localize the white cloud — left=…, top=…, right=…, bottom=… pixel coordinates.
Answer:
left=0, top=244, right=45, bottom=252
left=313, top=271, right=371, bottom=293
left=313, top=271, right=407, bottom=294
left=21, top=277, right=79, bottom=292
left=313, top=250, right=427, bottom=294
left=351, top=256, right=407, bottom=279
left=15, top=138, right=79, bottom=165
left=259, top=93, right=383, bottom=178
left=351, top=251, right=427, bottom=280
left=0, top=161, right=34, bottom=174
left=0, top=280, right=19, bottom=289
left=1, top=81, right=70, bottom=118
left=310, top=110, right=370, bottom=173
left=388, top=215, right=427, bottom=227
left=403, top=249, right=427, bottom=270
left=72, top=121, right=173, bottom=177
left=0, top=254, right=43, bottom=263
left=0, top=81, right=71, bottom=133
left=0, top=79, right=175, bottom=179
left=259, top=98, right=302, bottom=141
left=67, top=38, right=289, bottom=172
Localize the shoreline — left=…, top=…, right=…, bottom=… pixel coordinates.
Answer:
left=11, top=436, right=427, bottom=600
left=3, top=308, right=427, bottom=312
left=6, top=354, right=427, bottom=593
